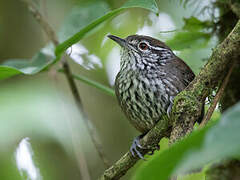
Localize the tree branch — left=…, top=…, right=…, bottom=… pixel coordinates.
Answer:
left=99, top=19, right=240, bottom=179
left=21, top=0, right=110, bottom=168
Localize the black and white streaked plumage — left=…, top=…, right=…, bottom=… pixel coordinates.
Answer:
left=108, top=34, right=196, bottom=158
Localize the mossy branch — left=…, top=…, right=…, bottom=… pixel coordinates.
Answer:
left=99, top=19, right=240, bottom=180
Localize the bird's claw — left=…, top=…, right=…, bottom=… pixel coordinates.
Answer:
left=130, top=135, right=145, bottom=160
left=130, top=134, right=160, bottom=159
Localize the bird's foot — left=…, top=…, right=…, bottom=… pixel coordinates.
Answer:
left=130, top=134, right=160, bottom=159
left=130, top=135, right=146, bottom=159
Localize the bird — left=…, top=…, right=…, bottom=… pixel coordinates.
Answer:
left=108, top=34, right=201, bottom=159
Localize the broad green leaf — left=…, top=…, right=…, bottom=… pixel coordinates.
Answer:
left=0, top=0, right=158, bottom=80
left=183, top=17, right=212, bottom=32
left=133, top=102, right=240, bottom=180
left=166, top=31, right=210, bottom=50
left=121, top=0, right=158, bottom=11
left=58, top=1, right=110, bottom=42
left=0, top=52, right=54, bottom=80
left=55, top=0, right=158, bottom=56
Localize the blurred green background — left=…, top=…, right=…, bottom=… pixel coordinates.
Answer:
left=0, top=0, right=218, bottom=179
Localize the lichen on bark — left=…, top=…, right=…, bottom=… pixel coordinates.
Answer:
left=169, top=90, right=202, bottom=143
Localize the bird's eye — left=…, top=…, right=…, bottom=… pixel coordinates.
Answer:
left=138, top=42, right=148, bottom=51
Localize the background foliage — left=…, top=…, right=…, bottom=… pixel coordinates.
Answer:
left=0, top=0, right=237, bottom=179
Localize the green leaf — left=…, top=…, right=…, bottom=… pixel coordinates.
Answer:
left=178, top=171, right=205, bottom=180
left=133, top=102, right=240, bottom=180
left=55, top=0, right=158, bottom=56
left=0, top=52, right=54, bottom=80
left=166, top=31, right=211, bottom=50
left=121, top=0, right=158, bottom=11
left=58, top=1, right=110, bottom=42
left=183, top=17, right=212, bottom=31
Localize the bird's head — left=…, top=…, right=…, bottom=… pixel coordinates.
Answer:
left=108, top=34, right=174, bottom=70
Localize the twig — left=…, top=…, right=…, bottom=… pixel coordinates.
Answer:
left=199, top=61, right=236, bottom=128
left=41, top=0, right=48, bottom=19
left=22, top=0, right=58, bottom=46
left=21, top=0, right=110, bottom=168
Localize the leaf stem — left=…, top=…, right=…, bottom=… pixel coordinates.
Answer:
left=58, top=69, right=115, bottom=97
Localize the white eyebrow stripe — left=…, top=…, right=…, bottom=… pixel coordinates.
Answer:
left=137, top=40, right=168, bottom=51
left=150, top=46, right=166, bottom=51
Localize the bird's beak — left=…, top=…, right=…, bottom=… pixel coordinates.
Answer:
left=107, top=35, right=127, bottom=48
